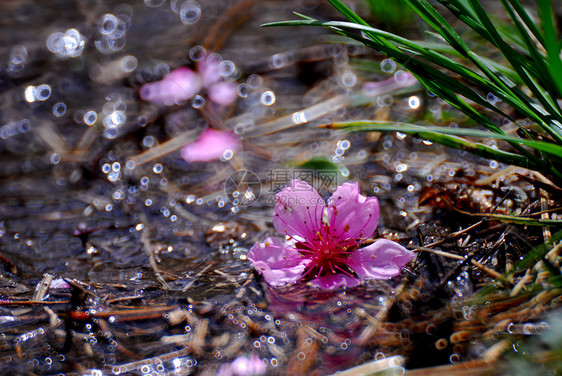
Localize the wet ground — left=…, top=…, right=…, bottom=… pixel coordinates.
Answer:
left=1, top=1, right=561, bottom=375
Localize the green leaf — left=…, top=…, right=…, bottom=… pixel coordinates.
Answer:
left=331, top=120, right=562, bottom=156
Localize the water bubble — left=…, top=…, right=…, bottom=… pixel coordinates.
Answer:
left=143, top=136, right=155, bottom=148
left=145, top=199, right=152, bottom=206
left=108, top=171, right=120, bottom=182
left=394, top=70, right=410, bottom=83
left=341, top=71, right=357, bottom=87
left=222, top=149, right=234, bottom=161
left=25, top=85, right=51, bottom=103
left=50, top=153, right=60, bottom=165
left=191, top=95, right=206, bottom=108
left=112, top=162, right=121, bottom=172
left=138, top=116, right=148, bottom=127
left=10, top=46, right=27, bottom=65
left=270, top=53, right=288, bottom=69
left=99, top=14, right=119, bottom=35
left=247, top=74, right=262, bottom=89
left=153, top=163, right=163, bottom=174
left=260, top=91, right=276, bottom=106
left=145, top=0, right=165, bottom=7
left=180, top=1, right=201, bottom=24
left=377, top=94, right=393, bottom=107
left=47, top=29, right=86, bottom=58
left=297, top=352, right=306, bottom=360
left=334, top=53, right=348, bottom=66
left=140, top=176, right=149, bottom=185
left=84, top=111, right=97, bottom=125
left=121, top=55, right=137, bottom=72
left=189, top=45, right=206, bottom=61
left=53, top=102, right=66, bottom=117
left=487, top=93, right=498, bottom=105
left=219, top=60, right=236, bottom=77
left=408, top=96, right=420, bottom=109
left=17, top=120, right=30, bottom=133
left=36, top=84, right=51, bottom=101
left=237, top=83, right=249, bottom=98
left=381, top=58, right=396, bottom=73
left=104, top=111, right=126, bottom=128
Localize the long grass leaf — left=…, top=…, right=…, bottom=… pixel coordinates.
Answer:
left=538, top=0, right=562, bottom=96
left=328, top=120, right=562, bottom=180
left=503, top=0, right=545, bottom=46
left=329, top=120, right=562, bottom=156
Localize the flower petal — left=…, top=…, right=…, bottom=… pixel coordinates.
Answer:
left=198, top=54, right=222, bottom=88
left=140, top=67, right=201, bottom=106
left=247, top=237, right=308, bottom=286
left=272, top=180, right=325, bottom=241
left=347, top=239, right=414, bottom=280
left=310, top=274, right=360, bottom=289
left=209, top=81, right=238, bottom=106
left=326, top=182, right=379, bottom=242
left=180, top=128, right=240, bottom=163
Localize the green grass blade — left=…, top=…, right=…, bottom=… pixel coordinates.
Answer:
left=538, top=0, right=562, bottom=96
left=503, top=0, right=545, bottom=46
left=511, top=228, right=562, bottom=273
left=328, top=120, right=562, bottom=180
left=330, top=120, right=562, bottom=157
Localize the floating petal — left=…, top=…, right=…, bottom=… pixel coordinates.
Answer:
left=272, top=180, right=325, bottom=242
left=347, top=239, right=415, bottom=280
left=247, top=237, right=308, bottom=286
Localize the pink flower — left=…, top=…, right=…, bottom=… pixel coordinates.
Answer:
left=247, top=180, right=415, bottom=289
left=139, top=67, right=202, bottom=106
left=362, top=71, right=417, bottom=96
left=139, top=54, right=238, bottom=107
left=180, top=128, right=240, bottom=163
left=197, top=54, right=238, bottom=106
left=216, top=354, right=266, bottom=376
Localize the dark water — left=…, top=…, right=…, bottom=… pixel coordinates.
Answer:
left=1, top=1, right=548, bottom=375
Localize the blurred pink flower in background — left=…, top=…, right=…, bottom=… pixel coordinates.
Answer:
left=180, top=128, right=240, bottom=163
left=139, top=67, right=201, bottom=106
left=248, top=180, right=415, bottom=289
left=362, top=70, right=418, bottom=96
left=139, top=54, right=238, bottom=107
left=216, top=354, right=267, bottom=376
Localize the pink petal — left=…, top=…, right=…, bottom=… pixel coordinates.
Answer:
left=272, top=180, right=325, bottom=241
left=180, top=128, right=240, bottom=163
left=326, top=182, right=379, bottom=242
left=347, top=239, right=415, bottom=280
left=362, top=71, right=417, bottom=96
left=198, top=54, right=222, bottom=88
left=139, top=67, right=201, bottom=106
left=310, top=274, right=360, bottom=289
left=208, top=81, right=238, bottom=106
left=247, top=237, right=308, bottom=287
left=230, top=354, right=267, bottom=376
left=49, top=278, right=71, bottom=289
